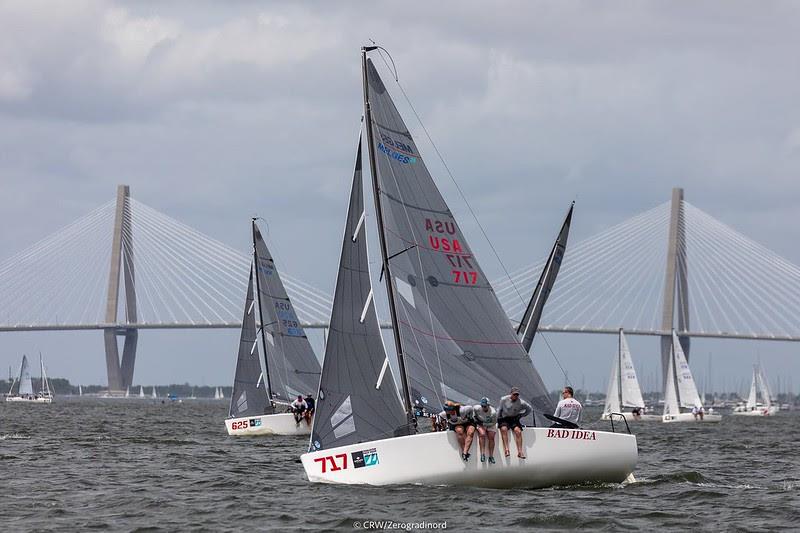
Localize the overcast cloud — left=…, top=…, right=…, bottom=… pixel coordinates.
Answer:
left=1, top=1, right=799, bottom=393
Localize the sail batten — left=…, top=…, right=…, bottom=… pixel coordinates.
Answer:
left=310, top=137, right=410, bottom=452
left=364, top=56, right=553, bottom=417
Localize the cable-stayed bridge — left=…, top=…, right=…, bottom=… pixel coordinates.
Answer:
left=1, top=186, right=799, bottom=391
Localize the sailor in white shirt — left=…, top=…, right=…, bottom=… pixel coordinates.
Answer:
left=553, top=386, right=582, bottom=425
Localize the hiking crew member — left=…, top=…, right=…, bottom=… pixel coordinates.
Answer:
left=437, top=401, right=476, bottom=461
left=473, top=397, right=498, bottom=464
left=290, top=395, right=307, bottom=425
left=554, top=386, right=583, bottom=425
left=497, top=386, right=533, bottom=459
left=303, top=394, right=316, bottom=426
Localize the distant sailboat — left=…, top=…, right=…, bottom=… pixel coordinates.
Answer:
left=224, top=221, right=322, bottom=436
left=151, top=386, right=157, bottom=399
left=78, top=384, right=83, bottom=397
left=662, top=331, right=721, bottom=423
left=6, top=353, right=53, bottom=404
left=125, top=387, right=130, bottom=398
left=602, top=330, right=660, bottom=421
left=139, top=385, right=145, bottom=398
left=301, top=47, right=637, bottom=489
left=733, top=364, right=778, bottom=416
left=219, top=386, right=225, bottom=400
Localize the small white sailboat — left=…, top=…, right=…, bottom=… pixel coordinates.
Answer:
left=601, top=330, right=660, bottom=421
left=6, top=353, right=54, bottom=404
left=662, top=331, right=721, bottom=423
left=139, top=385, right=145, bottom=398
left=733, top=364, right=778, bottom=416
left=151, top=386, right=157, bottom=399
left=225, top=221, right=321, bottom=436
left=78, top=384, right=83, bottom=397
left=301, top=47, right=637, bottom=489
left=125, top=386, right=130, bottom=398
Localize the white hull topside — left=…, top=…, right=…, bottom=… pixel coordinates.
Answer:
left=732, top=407, right=779, bottom=417
left=225, top=412, right=312, bottom=436
left=301, top=427, right=637, bottom=489
left=601, top=412, right=661, bottom=422
left=5, top=396, right=53, bottom=404
left=662, top=413, right=722, bottom=423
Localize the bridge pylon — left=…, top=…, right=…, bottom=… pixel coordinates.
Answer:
left=660, top=187, right=691, bottom=390
left=104, top=185, right=138, bottom=393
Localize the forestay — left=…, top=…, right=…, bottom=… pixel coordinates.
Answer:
left=365, top=59, right=553, bottom=416
left=310, top=140, right=411, bottom=452
left=229, top=265, right=273, bottom=418
left=253, top=226, right=321, bottom=402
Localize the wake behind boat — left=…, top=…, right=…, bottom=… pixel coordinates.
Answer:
left=733, top=364, right=778, bottom=416
left=601, top=330, right=660, bottom=421
left=5, top=353, right=53, bottom=404
left=301, top=47, right=637, bottom=489
left=224, top=221, right=321, bottom=436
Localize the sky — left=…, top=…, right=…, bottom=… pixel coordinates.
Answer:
left=1, top=1, right=799, bottom=394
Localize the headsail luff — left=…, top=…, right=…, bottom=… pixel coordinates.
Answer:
left=229, top=264, right=273, bottom=418
left=517, top=202, right=573, bottom=353
left=18, top=354, right=33, bottom=396
left=310, top=138, right=411, bottom=452
left=363, top=55, right=554, bottom=417
left=253, top=225, right=321, bottom=402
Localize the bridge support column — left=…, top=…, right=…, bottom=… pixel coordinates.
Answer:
left=104, top=185, right=138, bottom=393
left=660, top=188, right=691, bottom=390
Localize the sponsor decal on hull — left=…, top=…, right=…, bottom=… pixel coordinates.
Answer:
left=315, top=447, right=380, bottom=473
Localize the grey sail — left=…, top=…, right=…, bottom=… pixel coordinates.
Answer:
left=517, top=202, right=573, bottom=352
left=310, top=138, right=410, bottom=452
left=253, top=225, right=321, bottom=402
left=364, top=57, right=554, bottom=417
left=18, top=354, right=33, bottom=396
left=228, top=265, right=273, bottom=418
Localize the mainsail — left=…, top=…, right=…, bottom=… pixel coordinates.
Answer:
left=619, top=331, right=645, bottom=408
left=253, top=225, right=321, bottom=402
left=364, top=56, right=553, bottom=416
left=310, top=139, right=410, bottom=452
left=672, top=331, right=702, bottom=408
left=517, top=203, right=573, bottom=352
left=18, top=355, right=33, bottom=396
left=746, top=366, right=758, bottom=408
left=229, top=265, right=273, bottom=418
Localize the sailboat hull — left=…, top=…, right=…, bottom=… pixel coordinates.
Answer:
left=5, top=396, right=53, bottom=404
left=601, top=412, right=660, bottom=422
left=662, top=413, right=722, bottom=423
left=225, top=412, right=312, bottom=436
left=732, top=407, right=778, bottom=416
left=301, top=428, right=637, bottom=489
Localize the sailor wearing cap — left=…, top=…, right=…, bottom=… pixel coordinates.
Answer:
left=473, top=397, right=498, bottom=464
left=497, top=386, right=533, bottom=459
left=436, top=401, right=476, bottom=461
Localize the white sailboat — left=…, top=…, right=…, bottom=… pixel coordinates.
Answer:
left=733, top=364, right=778, bottom=416
left=78, top=384, right=83, bottom=397
left=151, top=386, right=157, bottom=399
left=301, top=47, right=637, bottom=489
left=601, top=330, right=660, bottom=421
left=662, top=331, right=721, bottom=423
left=6, top=354, right=54, bottom=404
left=139, top=385, right=145, bottom=398
left=125, top=387, right=130, bottom=398
left=224, top=220, right=322, bottom=436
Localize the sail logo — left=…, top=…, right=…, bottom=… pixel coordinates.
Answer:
left=352, top=448, right=379, bottom=469
left=378, top=134, right=417, bottom=164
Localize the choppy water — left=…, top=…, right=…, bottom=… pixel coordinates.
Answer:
left=1, top=399, right=798, bottom=531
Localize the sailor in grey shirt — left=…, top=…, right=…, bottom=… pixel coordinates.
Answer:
left=496, top=386, right=532, bottom=459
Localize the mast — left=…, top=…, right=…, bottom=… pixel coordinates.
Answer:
left=618, top=329, right=623, bottom=407
left=361, top=46, right=414, bottom=423
left=251, top=219, right=275, bottom=407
